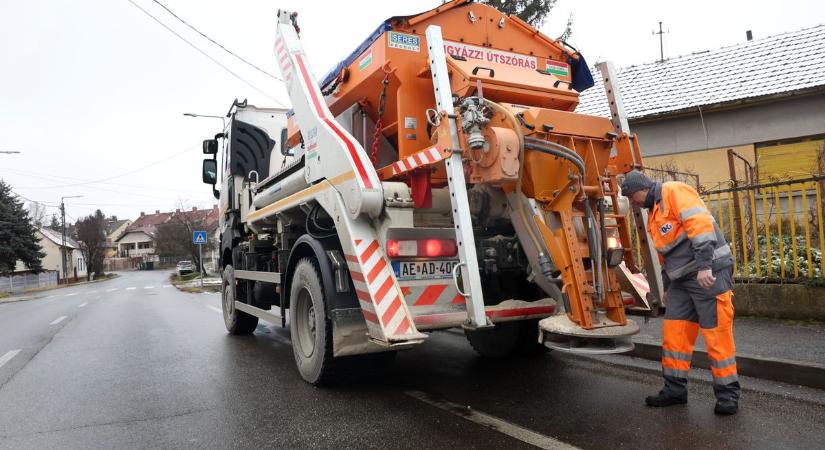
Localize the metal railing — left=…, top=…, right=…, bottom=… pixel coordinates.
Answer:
left=625, top=176, right=825, bottom=281
left=701, top=176, right=825, bottom=280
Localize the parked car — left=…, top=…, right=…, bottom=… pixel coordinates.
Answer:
left=176, top=260, right=195, bottom=276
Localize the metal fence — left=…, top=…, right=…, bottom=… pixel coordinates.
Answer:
left=0, top=271, right=58, bottom=293
left=626, top=176, right=825, bottom=281
left=701, top=176, right=825, bottom=280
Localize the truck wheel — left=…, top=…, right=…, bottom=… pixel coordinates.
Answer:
left=465, top=320, right=547, bottom=358
left=222, top=265, right=258, bottom=335
left=289, top=258, right=335, bottom=385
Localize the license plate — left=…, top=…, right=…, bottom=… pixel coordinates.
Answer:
left=391, top=260, right=458, bottom=280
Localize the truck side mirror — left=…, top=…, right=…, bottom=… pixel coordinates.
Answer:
left=279, top=127, right=293, bottom=156
left=202, top=159, right=218, bottom=185
left=203, top=139, right=218, bottom=155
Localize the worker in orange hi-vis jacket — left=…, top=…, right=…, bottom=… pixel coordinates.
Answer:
left=621, top=170, right=740, bottom=415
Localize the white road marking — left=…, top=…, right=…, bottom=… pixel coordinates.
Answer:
left=50, top=316, right=67, bottom=325
left=0, top=350, right=21, bottom=369
left=65, top=293, right=78, bottom=297
left=78, top=302, right=88, bottom=308
left=207, top=305, right=223, bottom=314
left=144, top=286, right=155, bottom=289
left=162, top=285, right=173, bottom=288
left=126, top=287, right=136, bottom=290
left=46, top=295, right=56, bottom=299
left=404, top=390, right=579, bottom=450
left=106, top=288, right=119, bottom=292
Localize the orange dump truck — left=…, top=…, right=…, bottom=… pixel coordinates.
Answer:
left=201, top=0, right=662, bottom=384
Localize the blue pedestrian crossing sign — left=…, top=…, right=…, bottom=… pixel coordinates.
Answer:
left=193, top=230, right=208, bottom=245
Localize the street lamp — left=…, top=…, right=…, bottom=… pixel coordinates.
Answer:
left=60, top=195, right=83, bottom=286
left=183, top=112, right=226, bottom=130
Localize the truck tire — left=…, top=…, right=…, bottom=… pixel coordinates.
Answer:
left=289, top=258, right=336, bottom=385
left=222, top=265, right=258, bottom=335
left=465, top=319, right=547, bottom=358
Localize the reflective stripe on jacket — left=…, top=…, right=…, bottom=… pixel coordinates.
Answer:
left=647, top=182, right=733, bottom=280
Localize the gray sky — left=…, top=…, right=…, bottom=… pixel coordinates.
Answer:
left=1, top=0, right=822, bottom=223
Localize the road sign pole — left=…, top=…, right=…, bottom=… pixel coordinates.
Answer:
left=192, top=230, right=208, bottom=287
left=199, top=244, right=203, bottom=287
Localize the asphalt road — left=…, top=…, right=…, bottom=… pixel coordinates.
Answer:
left=1, top=271, right=824, bottom=449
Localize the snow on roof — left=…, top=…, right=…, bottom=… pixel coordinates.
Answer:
left=38, top=227, right=79, bottom=249
left=576, top=24, right=825, bottom=120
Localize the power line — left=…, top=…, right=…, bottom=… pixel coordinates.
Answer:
left=149, top=0, right=282, bottom=83
left=6, top=145, right=195, bottom=190
left=126, top=0, right=286, bottom=107
left=2, top=167, right=206, bottom=194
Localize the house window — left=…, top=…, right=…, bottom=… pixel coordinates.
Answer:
left=138, top=242, right=153, bottom=250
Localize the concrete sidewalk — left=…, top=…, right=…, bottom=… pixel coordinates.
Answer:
left=630, top=314, right=825, bottom=389
left=634, top=315, right=825, bottom=365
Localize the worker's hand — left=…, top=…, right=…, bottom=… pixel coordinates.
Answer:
left=697, top=269, right=716, bottom=289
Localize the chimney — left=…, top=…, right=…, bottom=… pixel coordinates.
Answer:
left=746, top=30, right=753, bottom=41
left=192, top=206, right=197, bottom=211
left=175, top=209, right=180, bottom=213
left=140, top=212, right=145, bottom=217
left=155, top=210, right=160, bottom=214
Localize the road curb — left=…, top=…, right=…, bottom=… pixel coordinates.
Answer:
left=0, top=274, right=121, bottom=304
left=630, top=340, right=825, bottom=390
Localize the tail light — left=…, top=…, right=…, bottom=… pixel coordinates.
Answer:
left=386, top=239, right=457, bottom=258
left=605, top=230, right=624, bottom=267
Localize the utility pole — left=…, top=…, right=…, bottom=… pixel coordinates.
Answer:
left=653, top=21, right=668, bottom=63
left=60, top=195, right=83, bottom=286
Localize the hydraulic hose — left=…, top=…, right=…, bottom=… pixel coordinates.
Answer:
left=523, top=139, right=585, bottom=175
left=524, top=138, right=603, bottom=302
left=479, top=101, right=539, bottom=248
left=478, top=98, right=558, bottom=282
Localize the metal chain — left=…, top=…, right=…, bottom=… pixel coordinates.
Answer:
left=371, top=72, right=390, bottom=165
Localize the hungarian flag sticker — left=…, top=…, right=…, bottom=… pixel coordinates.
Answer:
left=544, top=59, right=570, bottom=77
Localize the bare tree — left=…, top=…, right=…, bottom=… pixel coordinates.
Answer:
left=75, top=209, right=107, bottom=281
left=154, top=203, right=216, bottom=272
left=481, top=0, right=559, bottom=28
left=558, top=12, right=573, bottom=41
left=28, top=201, right=48, bottom=228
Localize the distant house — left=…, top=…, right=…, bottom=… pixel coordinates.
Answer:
left=116, top=206, right=219, bottom=262
left=117, top=210, right=171, bottom=259
left=102, top=218, right=132, bottom=258
left=578, top=24, right=825, bottom=191
left=15, top=227, right=87, bottom=281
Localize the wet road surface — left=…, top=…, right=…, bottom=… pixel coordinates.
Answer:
left=1, top=271, right=823, bottom=449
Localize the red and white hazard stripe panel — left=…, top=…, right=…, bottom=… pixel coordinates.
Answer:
left=345, top=239, right=414, bottom=340
left=377, top=146, right=449, bottom=180
left=274, top=37, right=292, bottom=82
left=401, top=284, right=464, bottom=306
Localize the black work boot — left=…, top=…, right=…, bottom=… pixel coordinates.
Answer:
left=645, top=391, right=687, bottom=407
left=714, top=399, right=738, bottom=415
